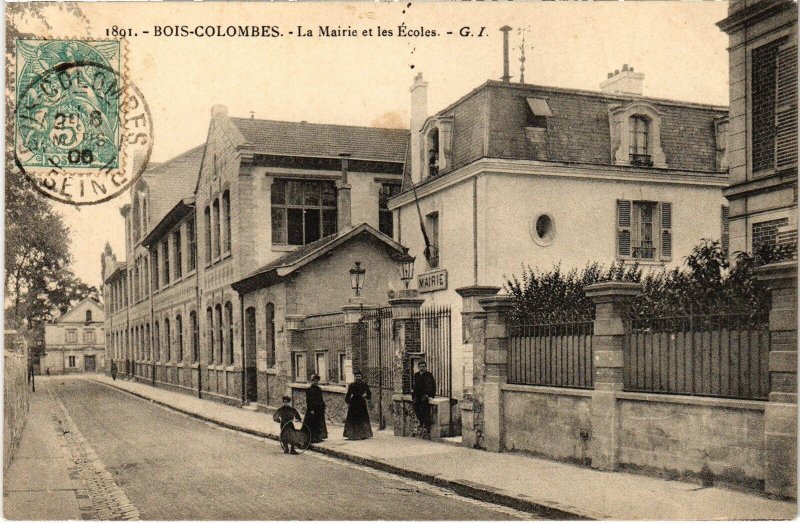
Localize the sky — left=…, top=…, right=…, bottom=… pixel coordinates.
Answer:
left=8, top=1, right=731, bottom=289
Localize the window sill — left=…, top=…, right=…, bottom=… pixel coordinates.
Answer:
left=618, top=258, right=666, bottom=267
left=222, top=251, right=232, bottom=260
left=266, top=366, right=280, bottom=375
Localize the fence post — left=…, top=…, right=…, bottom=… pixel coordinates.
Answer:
left=476, top=294, right=513, bottom=453
left=585, top=281, right=641, bottom=471
left=342, top=304, right=369, bottom=382
left=755, top=260, right=797, bottom=498
left=389, top=293, right=424, bottom=436
left=456, top=286, right=501, bottom=449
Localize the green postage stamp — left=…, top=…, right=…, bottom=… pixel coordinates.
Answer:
left=14, top=39, right=152, bottom=205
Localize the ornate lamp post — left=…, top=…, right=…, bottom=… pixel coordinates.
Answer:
left=349, top=261, right=366, bottom=298
left=398, top=248, right=416, bottom=290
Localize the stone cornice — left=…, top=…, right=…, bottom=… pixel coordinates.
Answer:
left=388, top=158, right=728, bottom=210
left=717, top=0, right=796, bottom=34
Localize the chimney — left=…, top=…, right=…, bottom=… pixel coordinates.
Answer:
left=500, top=26, right=512, bottom=82
left=600, top=64, right=644, bottom=95
left=409, top=73, right=428, bottom=184
left=211, top=104, right=228, bottom=117
left=337, top=153, right=352, bottom=231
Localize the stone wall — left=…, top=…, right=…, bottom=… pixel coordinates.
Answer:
left=4, top=335, right=30, bottom=475
left=291, top=383, right=395, bottom=430
left=501, top=385, right=592, bottom=465
left=617, top=395, right=765, bottom=489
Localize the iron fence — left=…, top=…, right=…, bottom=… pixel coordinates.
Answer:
left=508, top=313, right=594, bottom=388
left=412, top=306, right=452, bottom=399
left=359, top=307, right=393, bottom=391
left=624, top=312, right=770, bottom=400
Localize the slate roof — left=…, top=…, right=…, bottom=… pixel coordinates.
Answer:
left=141, top=145, right=204, bottom=231
left=229, top=118, right=409, bottom=163
left=421, top=80, right=728, bottom=178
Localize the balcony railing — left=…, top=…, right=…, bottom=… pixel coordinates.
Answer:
left=633, top=245, right=656, bottom=260
left=629, top=153, right=653, bottom=167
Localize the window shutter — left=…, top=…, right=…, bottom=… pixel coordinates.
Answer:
left=776, top=42, right=798, bottom=170
left=721, top=205, right=730, bottom=256
left=660, top=202, right=672, bottom=261
left=617, top=200, right=632, bottom=258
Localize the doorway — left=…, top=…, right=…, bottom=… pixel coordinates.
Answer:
left=84, top=355, right=96, bottom=373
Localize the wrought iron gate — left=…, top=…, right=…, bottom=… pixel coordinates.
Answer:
left=359, top=307, right=393, bottom=429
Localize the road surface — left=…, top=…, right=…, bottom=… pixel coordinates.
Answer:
left=44, top=377, right=532, bottom=520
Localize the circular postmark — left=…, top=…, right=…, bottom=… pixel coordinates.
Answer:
left=13, top=39, right=152, bottom=205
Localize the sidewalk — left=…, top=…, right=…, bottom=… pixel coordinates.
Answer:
left=3, top=386, right=86, bottom=520
left=93, top=375, right=796, bottom=520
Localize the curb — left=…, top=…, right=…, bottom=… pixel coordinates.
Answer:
left=93, top=378, right=590, bottom=520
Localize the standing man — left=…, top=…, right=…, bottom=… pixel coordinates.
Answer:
left=412, top=360, right=436, bottom=439
left=110, top=360, right=118, bottom=381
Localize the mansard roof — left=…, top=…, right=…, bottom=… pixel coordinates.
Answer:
left=229, top=117, right=409, bottom=164
left=419, top=80, right=728, bottom=178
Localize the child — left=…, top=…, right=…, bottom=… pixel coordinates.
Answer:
left=273, top=396, right=302, bottom=454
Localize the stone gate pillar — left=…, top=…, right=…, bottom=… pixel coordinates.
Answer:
left=456, top=286, right=500, bottom=449
left=342, top=304, right=370, bottom=383
left=390, top=291, right=424, bottom=436
left=755, top=260, right=798, bottom=498
left=476, top=294, right=513, bottom=453
left=585, top=281, right=641, bottom=471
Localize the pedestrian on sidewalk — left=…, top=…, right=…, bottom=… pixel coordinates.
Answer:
left=273, top=396, right=302, bottom=454
left=304, top=374, right=328, bottom=443
left=343, top=370, right=373, bottom=440
left=412, top=360, right=436, bottom=439
left=110, top=361, right=118, bottom=381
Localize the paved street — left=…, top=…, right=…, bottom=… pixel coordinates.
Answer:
left=38, top=377, right=529, bottom=520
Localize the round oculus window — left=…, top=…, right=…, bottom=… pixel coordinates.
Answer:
left=532, top=213, right=555, bottom=246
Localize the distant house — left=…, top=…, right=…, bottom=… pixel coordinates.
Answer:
left=390, top=70, right=730, bottom=397
left=42, top=298, right=105, bottom=374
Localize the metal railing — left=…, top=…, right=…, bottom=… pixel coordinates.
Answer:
left=508, top=314, right=594, bottom=389
left=624, top=312, right=770, bottom=400
left=412, top=306, right=452, bottom=399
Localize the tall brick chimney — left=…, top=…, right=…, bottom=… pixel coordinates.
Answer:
left=409, top=73, right=428, bottom=184
left=500, top=26, right=513, bottom=83
left=600, top=64, right=644, bottom=95
left=337, top=153, right=352, bottom=231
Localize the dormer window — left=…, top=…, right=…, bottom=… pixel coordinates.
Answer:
left=427, top=128, right=440, bottom=177
left=628, top=115, right=652, bottom=166
left=421, top=116, right=453, bottom=180
left=608, top=102, right=666, bottom=168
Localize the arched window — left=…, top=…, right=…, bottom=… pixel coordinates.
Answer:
left=214, top=304, right=223, bottom=365
left=225, top=302, right=234, bottom=365
left=266, top=302, right=276, bottom=367
left=141, top=196, right=148, bottom=233
left=164, top=318, right=171, bottom=363
left=628, top=115, right=650, bottom=166
left=176, top=315, right=183, bottom=363
left=212, top=199, right=221, bottom=259
left=206, top=307, right=214, bottom=364
left=190, top=311, right=199, bottom=363
left=222, top=191, right=232, bottom=253
left=154, top=321, right=160, bottom=362
left=132, top=197, right=141, bottom=241
left=204, top=206, right=212, bottom=264
left=85, top=309, right=92, bottom=322
left=145, top=323, right=151, bottom=361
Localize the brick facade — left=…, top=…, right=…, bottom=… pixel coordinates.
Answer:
left=751, top=40, right=780, bottom=173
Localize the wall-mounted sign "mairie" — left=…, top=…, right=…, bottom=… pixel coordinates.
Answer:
left=418, top=269, right=448, bottom=293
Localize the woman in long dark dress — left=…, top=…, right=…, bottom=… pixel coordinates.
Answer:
left=343, top=371, right=373, bottom=440
left=303, top=374, right=328, bottom=443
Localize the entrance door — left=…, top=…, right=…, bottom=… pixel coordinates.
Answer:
left=84, top=355, right=96, bottom=373
left=244, top=307, right=258, bottom=403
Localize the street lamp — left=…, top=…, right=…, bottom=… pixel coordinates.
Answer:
left=349, top=261, right=366, bottom=297
left=398, top=248, right=416, bottom=289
